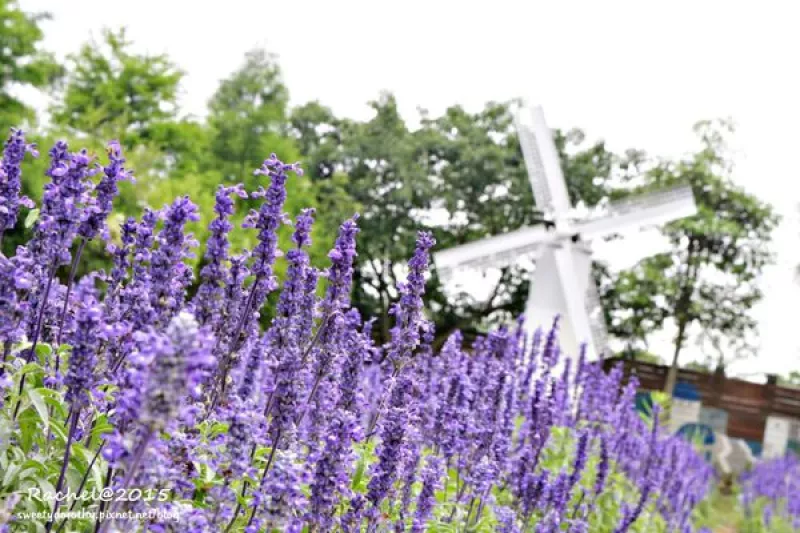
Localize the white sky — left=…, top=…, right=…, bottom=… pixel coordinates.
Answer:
left=20, top=0, right=800, bottom=378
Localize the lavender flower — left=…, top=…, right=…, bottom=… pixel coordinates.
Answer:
left=119, top=209, right=159, bottom=332
left=29, top=143, right=96, bottom=270
left=0, top=254, right=33, bottom=346
left=0, top=129, right=37, bottom=240
left=411, top=456, right=442, bottom=533
left=385, top=231, right=435, bottom=369
left=193, top=184, right=247, bottom=327
left=308, top=310, right=372, bottom=527
left=64, top=287, right=102, bottom=409
left=568, top=430, right=590, bottom=489
left=265, top=209, right=316, bottom=447
left=594, top=435, right=610, bottom=497
left=78, top=140, right=133, bottom=241
left=149, top=197, right=200, bottom=325
left=366, top=373, right=413, bottom=518
left=305, top=215, right=359, bottom=445
left=236, top=155, right=302, bottom=345
left=496, top=505, right=521, bottom=533
left=141, top=312, right=211, bottom=431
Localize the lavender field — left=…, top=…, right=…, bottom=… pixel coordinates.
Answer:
left=0, top=131, right=794, bottom=532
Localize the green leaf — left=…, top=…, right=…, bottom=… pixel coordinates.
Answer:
left=26, top=389, right=49, bottom=429
left=37, top=388, right=68, bottom=420
left=24, top=208, right=39, bottom=228
left=34, top=343, right=52, bottom=365
left=18, top=362, right=44, bottom=377
left=2, top=462, right=20, bottom=486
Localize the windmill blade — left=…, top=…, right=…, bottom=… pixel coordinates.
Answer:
left=584, top=269, right=610, bottom=357
left=558, top=243, right=601, bottom=360
left=434, top=225, right=553, bottom=275
left=576, top=185, right=697, bottom=241
left=525, top=243, right=599, bottom=360
left=515, top=106, right=572, bottom=216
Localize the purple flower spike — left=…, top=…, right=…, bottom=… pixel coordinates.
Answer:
left=386, top=231, right=435, bottom=368
left=78, top=140, right=133, bottom=242
left=64, top=286, right=102, bottom=409
left=193, top=184, right=247, bottom=327
left=237, top=154, right=303, bottom=340
left=0, top=129, right=37, bottom=238
left=411, top=456, right=442, bottom=533
left=149, top=196, right=200, bottom=325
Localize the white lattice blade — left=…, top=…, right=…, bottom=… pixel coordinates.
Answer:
left=554, top=244, right=598, bottom=360
left=515, top=105, right=572, bottom=215
left=525, top=244, right=597, bottom=360
left=433, top=225, right=552, bottom=274
left=585, top=272, right=610, bottom=356
left=576, top=185, right=697, bottom=240
left=592, top=229, right=673, bottom=270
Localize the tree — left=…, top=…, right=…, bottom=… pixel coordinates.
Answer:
left=0, top=0, right=61, bottom=130
left=683, top=360, right=713, bottom=373
left=779, top=371, right=800, bottom=388
left=600, top=120, right=779, bottom=394
left=617, top=347, right=664, bottom=365
left=50, top=28, right=182, bottom=146
left=203, top=49, right=344, bottom=298
left=291, top=96, right=628, bottom=346
left=207, top=48, right=295, bottom=184
left=326, top=94, right=433, bottom=343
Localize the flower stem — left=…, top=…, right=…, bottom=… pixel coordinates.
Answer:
left=0, top=342, right=10, bottom=377
left=54, top=440, right=105, bottom=533
left=93, top=466, right=113, bottom=533
left=55, top=239, right=86, bottom=348
left=242, top=431, right=281, bottom=530
left=45, top=406, right=81, bottom=533
left=98, top=429, right=153, bottom=533
left=13, top=265, right=57, bottom=418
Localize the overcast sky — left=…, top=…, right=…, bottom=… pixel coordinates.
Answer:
left=20, top=0, right=800, bottom=378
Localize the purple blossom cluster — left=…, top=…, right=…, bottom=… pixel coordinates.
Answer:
left=740, top=454, right=800, bottom=530
left=0, top=129, right=37, bottom=242
left=0, top=130, right=716, bottom=532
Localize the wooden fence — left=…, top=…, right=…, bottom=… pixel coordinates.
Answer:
left=601, top=357, right=800, bottom=443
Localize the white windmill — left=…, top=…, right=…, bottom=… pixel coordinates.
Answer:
left=434, top=105, right=698, bottom=360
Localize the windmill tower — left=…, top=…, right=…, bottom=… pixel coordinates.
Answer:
left=434, top=105, right=698, bottom=360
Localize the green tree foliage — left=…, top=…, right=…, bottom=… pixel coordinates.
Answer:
left=291, top=96, right=627, bottom=345
left=4, top=9, right=780, bottom=372
left=0, top=0, right=61, bottom=130
left=600, top=120, right=779, bottom=394
left=683, top=360, right=713, bottom=373
left=616, top=347, right=664, bottom=365
left=208, top=49, right=295, bottom=184
left=292, top=94, right=430, bottom=342
left=204, top=48, right=335, bottom=283
left=778, top=371, right=800, bottom=388
left=50, top=28, right=181, bottom=147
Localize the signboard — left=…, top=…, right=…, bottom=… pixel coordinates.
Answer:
left=699, top=407, right=729, bottom=435
left=762, top=416, right=791, bottom=459
left=789, top=418, right=800, bottom=443
left=670, top=398, right=702, bottom=434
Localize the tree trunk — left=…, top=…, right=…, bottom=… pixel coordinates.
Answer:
left=665, top=237, right=699, bottom=395
left=664, top=319, right=688, bottom=395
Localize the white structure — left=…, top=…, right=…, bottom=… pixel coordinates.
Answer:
left=762, top=415, right=791, bottom=459
left=670, top=398, right=703, bottom=434
left=434, top=105, right=698, bottom=360
left=713, top=435, right=755, bottom=474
